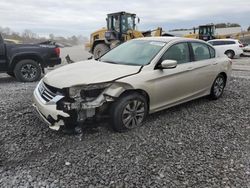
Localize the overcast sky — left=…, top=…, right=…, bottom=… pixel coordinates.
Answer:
left=0, top=0, right=250, bottom=37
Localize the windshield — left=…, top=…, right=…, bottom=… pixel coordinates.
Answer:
left=121, top=14, right=135, bottom=32
left=100, top=40, right=166, bottom=66
left=199, top=26, right=214, bottom=35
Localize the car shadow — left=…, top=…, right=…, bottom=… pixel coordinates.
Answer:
left=57, top=96, right=212, bottom=136
left=147, top=96, right=209, bottom=119
left=0, top=75, right=16, bottom=84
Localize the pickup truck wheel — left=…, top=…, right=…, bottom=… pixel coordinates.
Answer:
left=14, top=59, right=41, bottom=82
left=93, top=43, right=110, bottom=59
left=110, top=93, right=148, bottom=132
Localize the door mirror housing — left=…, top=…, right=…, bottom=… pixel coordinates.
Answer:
left=159, top=60, right=177, bottom=69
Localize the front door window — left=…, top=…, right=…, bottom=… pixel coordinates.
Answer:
left=161, top=43, right=190, bottom=64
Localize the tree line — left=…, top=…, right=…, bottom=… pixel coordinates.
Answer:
left=215, top=23, right=241, bottom=28
left=0, top=26, right=88, bottom=46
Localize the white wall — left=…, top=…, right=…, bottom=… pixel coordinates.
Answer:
left=168, top=27, right=242, bottom=36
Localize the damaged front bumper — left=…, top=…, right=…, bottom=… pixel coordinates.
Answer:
left=32, top=81, right=117, bottom=130
left=33, top=84, right=70, bottom=130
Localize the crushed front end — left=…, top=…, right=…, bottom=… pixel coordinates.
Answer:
left=33, top=80, right=117, bottom=131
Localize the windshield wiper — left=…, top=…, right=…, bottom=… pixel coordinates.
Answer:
left=100, top=60, right=142, bottom=66
left=100, top=60, right=118, bottom=64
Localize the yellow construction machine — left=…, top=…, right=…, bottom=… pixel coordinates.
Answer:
left=184, top=24, right=217, bottom=41
left=86, top=11, right=169, bottom=59
left=184, top=24, right=243, bottom=41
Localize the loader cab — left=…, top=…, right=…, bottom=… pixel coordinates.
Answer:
left=105, top=12, right=136, bottom=41
left=198, top=24, right=216, bottom=41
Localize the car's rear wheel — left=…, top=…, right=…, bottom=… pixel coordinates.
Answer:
left=14, top=59, right=42, bottom=82
left=210, top=74, right=226, bottom=100
left=110, top=93, right=148, bottom=132
left=225, top=50, right=235, bottom=59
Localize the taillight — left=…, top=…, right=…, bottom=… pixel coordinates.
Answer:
left=54, top=47, right=60, bottom=57
left=239, top=44, right=243, bottom=48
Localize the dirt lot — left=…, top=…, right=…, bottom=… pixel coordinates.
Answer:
left=0, top=49, right=250, bottom=187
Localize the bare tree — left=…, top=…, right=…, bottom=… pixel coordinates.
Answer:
left=22, top=29, right=37, bottom=40
left=49, top=33, right=55, bottom=40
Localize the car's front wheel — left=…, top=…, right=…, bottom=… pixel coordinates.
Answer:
left=210, top=74, right=226, bottom=100
left=111, top=93, right=148, bottom=132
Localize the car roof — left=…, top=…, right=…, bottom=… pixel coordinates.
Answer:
left=135, top=36, right=205, bottom=43
left=208, top=38, right=238, bottom=42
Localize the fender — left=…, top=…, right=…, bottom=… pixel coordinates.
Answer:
left=9, top=52, right=44, bottom=70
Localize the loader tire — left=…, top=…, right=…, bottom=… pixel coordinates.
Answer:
left=93, top=43, right=110, bottom=59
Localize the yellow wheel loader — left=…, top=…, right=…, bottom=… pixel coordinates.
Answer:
left=185, top=24, right=217, bottom=41
left=184, top=24, right=242, bottom=41
left=85, top=11, right=169, bottom=59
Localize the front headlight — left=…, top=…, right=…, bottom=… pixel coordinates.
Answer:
left=68, top=82, right=112, bottom=99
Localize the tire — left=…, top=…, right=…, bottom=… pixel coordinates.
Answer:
left=93, top=43, right=110, bottom=59
left=110, top=93, right=148, bottom=132
left=225, top=50, right=235, bottom=59
left=210, top=74, right=226, bottom=100
left=14, top=59, right=42, bottom=82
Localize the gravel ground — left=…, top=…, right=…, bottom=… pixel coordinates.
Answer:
left=0, top=56, right=250, bottom=187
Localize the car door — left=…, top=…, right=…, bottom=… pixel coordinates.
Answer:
left=148, top=42, right=198, bottom=111
left=212, top=41, right=225, bottom=56
left=189, top=42, right=218, bottom=94
left=0, top=35, right=7, bottom=71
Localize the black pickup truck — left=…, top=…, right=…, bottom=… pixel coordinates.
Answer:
left=0, top=34, right=61, bottom=82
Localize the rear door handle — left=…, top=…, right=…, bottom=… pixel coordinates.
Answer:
left=213, top=62, right=218, bottom=65
left=187, top=67, right=193, bottom=71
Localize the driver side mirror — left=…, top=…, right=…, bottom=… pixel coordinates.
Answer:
left=159, top=60, right=177, bottom=69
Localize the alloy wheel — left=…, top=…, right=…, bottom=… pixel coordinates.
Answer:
left=20, top=64, right=37, bottom=80
left=213, top=76, right=225, bottom=97
left=122, top=100, right=145, bottom=129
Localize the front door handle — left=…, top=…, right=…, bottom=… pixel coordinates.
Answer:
left=187, top=67, right=193, bottom=71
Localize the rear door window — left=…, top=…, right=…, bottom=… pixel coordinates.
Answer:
left=191, top=42, right=211, bottom=61
left=225, top=41, right=235, bottom=45
left=210, top=40, right=236, bottom=46
left=210, top=41, right=224, bottom=46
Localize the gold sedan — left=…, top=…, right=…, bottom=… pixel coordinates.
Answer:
left=33, top=37, right=232, bottom=132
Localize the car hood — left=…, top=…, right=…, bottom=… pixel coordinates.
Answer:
left=43, top=60, right=141, bottom=89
